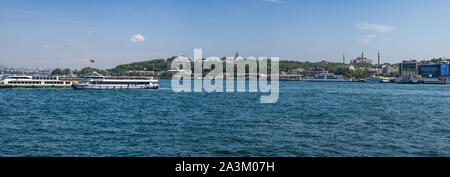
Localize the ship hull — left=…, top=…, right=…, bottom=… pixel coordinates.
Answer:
left=307, top=79, right=352, bottom=82
left=73, top=84, right=159, bottom=90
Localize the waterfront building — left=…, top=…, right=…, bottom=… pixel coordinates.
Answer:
left=392, top=65, right=399, bottom=73
left=351, top=52, right=374, bottom=64
left=399, top=61, right=418, bottom=78
left=368, top=67, right=382, bottom=74
left=0, top=67, right=51, bottom=75
left=287, top=68, right=304, bottom=75
left=337, top=65, right=356, bottom=71
left=440, top=63, right=449, bottom=77
left=418, top=64, right=441, bottom=78
left=299, top=67, right=326, bottom=78
left=418, top=63, right=449, bottom=78
left=382, top=65, right=394, bottom=74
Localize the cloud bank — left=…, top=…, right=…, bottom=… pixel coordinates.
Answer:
left=355, top=22, right=395, bottom=33
left=355, top=22, right=395, bottom=45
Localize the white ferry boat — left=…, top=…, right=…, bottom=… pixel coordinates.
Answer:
left=393, top=76, right=443, bottom=84
left=73, top=72, right=159, bottom=90
left=393, top=77, right=409, bottom=84
left=307, top=72, right=352, bottom=82
left=409, top=77, right=443, bottom=84
left=0, top=75, right=73, bottom=88
left=363, top=76, right=391, bottom=83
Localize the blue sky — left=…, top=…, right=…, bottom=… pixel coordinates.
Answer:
left=1, top=0, right=450, bottom=69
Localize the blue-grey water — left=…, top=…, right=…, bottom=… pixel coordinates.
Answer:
left=1, top=80, right=449, bottom=157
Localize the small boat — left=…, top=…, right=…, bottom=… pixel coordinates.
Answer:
left=72, top=72, right=159, bottom=90
left=363, top=76, right=391, bottom=83
left=393, top=77, right=409, bottom=84
left=409, top=77, right=443, bottom=84
left=307, top=72, right=352, bottom=82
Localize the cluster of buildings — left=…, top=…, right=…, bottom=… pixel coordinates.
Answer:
left=350, top=52, right=375, bottom=64
left=0, top=67, right=51, bottom=76
left=399, top=61, right=449, bottom=78
left=398, top=60, right=450, bottom=83
left=336, top=52, right=400, bottom=76
left=283, top=52, right=397, bottom=79
left=282, top=51, right=450, bottom=84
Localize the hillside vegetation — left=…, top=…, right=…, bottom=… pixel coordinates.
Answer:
left=51, top=57, right=377, bottom=78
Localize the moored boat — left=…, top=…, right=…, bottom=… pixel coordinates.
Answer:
left=0, top=75, right=73, bottom=88
left=306, top=72, right=352, bottom=82
left=72, top=72, right=159, bottom=90
left=363, top=76, right=391, bottom=83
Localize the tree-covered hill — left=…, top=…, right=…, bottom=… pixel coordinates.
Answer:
left=50, top=57, right=378, bottom=78
left=106, top=59, right=169, bottom=76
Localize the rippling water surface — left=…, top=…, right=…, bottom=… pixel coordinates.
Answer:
left=1, top=80, right=449, bottom=156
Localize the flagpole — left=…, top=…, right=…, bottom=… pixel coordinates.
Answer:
left=89, top=59, right=95, bottom=73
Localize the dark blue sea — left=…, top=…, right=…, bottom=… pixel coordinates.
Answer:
left=1, top=80, right=449, bottom=156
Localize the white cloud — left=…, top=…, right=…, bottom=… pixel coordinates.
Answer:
left=263, top=0, right=285, bottom=3
left=87, top=30, right=96, bottom=35
left=358, top=34, right=377, bottom=45
left=42, top=44, right=49, bottom=48
left=131, top=34, right=145, bottom=42
left=355, top=22, right=395, bottom=33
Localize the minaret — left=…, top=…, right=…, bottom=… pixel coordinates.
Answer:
left=343, top=53, right=346, bottom=64
left=235, top=51, right=239, bottom=59
left=361, top=51, right=364, bottom=59
left=378, top=52, right=380, bottom=66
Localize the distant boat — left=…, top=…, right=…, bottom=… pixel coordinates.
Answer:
left=73, top=72, right=159, bottom=90
left=307, top=72, right=352, bottom=82
left=393, top=77, right=409, bottom=84
left=363, top=76, right=391, bottom=83
left=409, top=77, right=443, bottom=84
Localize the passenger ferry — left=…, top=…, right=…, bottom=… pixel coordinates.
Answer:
left=307, top=72, right=352, bottom=82
left=73, top=72, right=159, bottom=90
left=363, top=76, right=391, bottom=83
left=0, top=75, right=73, bottom=88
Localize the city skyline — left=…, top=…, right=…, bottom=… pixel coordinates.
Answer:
left=2, top=0, right=450, bottom=69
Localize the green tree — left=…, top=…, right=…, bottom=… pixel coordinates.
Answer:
left=79, top=67, right=96, bottom=74
left=431, top=58, right=444, bottom=63
left=160, top=71, right=173, bottom=78
left=62, top=68, right=71, bottom=75
left=50, top=68, right=63, bottom=75
left=76, top=67, right=109, bottom=75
